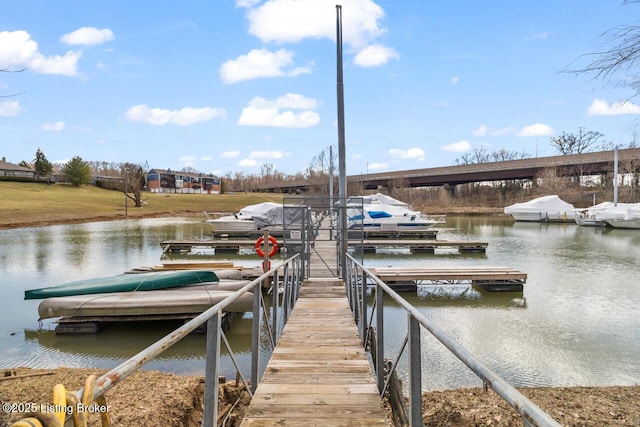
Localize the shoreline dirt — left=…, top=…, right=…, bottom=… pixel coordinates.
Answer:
left=0, top=368, right=638, bottom=426
left=2, top=212, right=638, bottom=426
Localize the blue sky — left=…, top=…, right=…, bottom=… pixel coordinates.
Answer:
left=1, top=0, right=639, bottom=177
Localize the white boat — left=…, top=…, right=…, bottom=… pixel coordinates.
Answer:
left=204, top=211, right=258, bottom=232
left=575, top=202, right=618, bottom=227
left=205, top=202, right=306, bottom=234
left=596, top=203, right=640, bottom=229
left=345, top=193, right=445, bottom=232
left=504, top=195, right=576, bottom=222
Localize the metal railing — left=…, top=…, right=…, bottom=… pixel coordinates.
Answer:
left=344, top=253, right=561, bottom=427
left=48, top=254, right=303, bottom=427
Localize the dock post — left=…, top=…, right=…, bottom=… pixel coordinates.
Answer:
left=203, top=312, right=221, bottom=426
left=407, top=315, right=422, bottom=426
left=251, top=285, right=260, bottom=394
left=376, top=282, right=385, bottom=393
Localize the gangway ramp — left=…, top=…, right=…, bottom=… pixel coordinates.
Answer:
left=240, top=278, right=391, bottom=426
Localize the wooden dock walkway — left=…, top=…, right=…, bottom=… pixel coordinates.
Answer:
left=309, top=216, right=338, bottom=278
left=240, top=278, right=391, bottom=426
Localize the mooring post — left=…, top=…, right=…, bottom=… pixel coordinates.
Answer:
left=202, top=312, right=221, bottom=426
left=408, top=315, right=422, bottom=426
left=376, top=282, right=385, bottom=393
left=251, top=282, right=260, bottom=394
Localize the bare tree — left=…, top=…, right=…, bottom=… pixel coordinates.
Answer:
left=490, top=149, right=531, bottom=162
left=1, top=67, right=27, bottom=98
left=565, top=0, right=640, bottom=97
left=537, top=167, right=573, bottom=196
left=550, top=128, right=603, bottom=155
left=120, top=162, right=147, bottom=207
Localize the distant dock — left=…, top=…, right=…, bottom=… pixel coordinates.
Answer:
left=160, top=237, right=488, bottom=255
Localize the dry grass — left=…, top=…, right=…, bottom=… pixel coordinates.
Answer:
left=0, top=182, right=284, bottom=229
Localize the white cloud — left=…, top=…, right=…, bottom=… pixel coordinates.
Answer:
left=353, top=44, right=399, bottom=67
left=442, top=140, right=471, bottom=152
left=125, top=104, right=227, bottom=126
left=239, top=158, right=258, bottom=167
left=61, top=27, right=114, bottom=46
left=527, top=32, right=550, bottom=41
left=0, top=30, right=81, bottom=76
left=472, top=124, right=513, bottom=137
left=222, top=151, right=240, bottom=158
left=41, top=121, right=65, bottom=131
left=219, top=48, right=312, bottom=84
left=248, top=150, right=288, bottom=159
left=238, top=94, right=320, bottom=128
left=236, top=0, right=261, bottom=7
left=389, top=147, right=425, bottom=159
left=367, top=162, right=388, bottom=171
left=243, top=0, right=388, bottom=50
left=450, top=76, right=459, bottom=85
left=517, top=123, right=554, bottom=137
left=0, top=101, right=21, bottom=117
left=586, top=98, right=640, bottom=116
left=178, top=155, right=197, bottom=167
left=29, top=51, right=82, bottom=76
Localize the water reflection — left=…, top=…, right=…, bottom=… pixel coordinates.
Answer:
left=0, top=216, right=638, bottom=390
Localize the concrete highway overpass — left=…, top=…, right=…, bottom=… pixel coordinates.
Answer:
left=253, top=148, right=640, bottom=193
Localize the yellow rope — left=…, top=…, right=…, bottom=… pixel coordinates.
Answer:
left=8, top=375, right=110, bottom=427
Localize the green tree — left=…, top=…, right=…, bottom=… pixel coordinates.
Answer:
left=33, top=148, right=53, bottom=177
left=62, top=156, right=92, bottom=186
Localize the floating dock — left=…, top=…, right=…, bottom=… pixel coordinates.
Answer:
left=370, top=266, right=527, bottom=292
left=352, top=239, right=488, bottom=254
left=160, top=237, right=487, bottom=255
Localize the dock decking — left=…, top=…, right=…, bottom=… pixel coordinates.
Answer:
left=371, top=266, right=527, bottom=292
left=240, top=278, right=391, bottom=426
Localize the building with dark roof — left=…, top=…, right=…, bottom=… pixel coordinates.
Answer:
left=0, top=157, right=36, bottom=180
left=146, top=168, right=220, bottom=194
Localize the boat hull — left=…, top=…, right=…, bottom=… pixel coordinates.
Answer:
left=604, top=219, right=640, bottom=229
left=37, top=282, right=253, bottom=319
left=24, top=270, right=219, bottom=300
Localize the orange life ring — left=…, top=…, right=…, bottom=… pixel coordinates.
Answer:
left=255, top=235, right=278, bottom=258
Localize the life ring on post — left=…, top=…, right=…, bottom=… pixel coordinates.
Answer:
left=255, top=235, right=278, bottom=258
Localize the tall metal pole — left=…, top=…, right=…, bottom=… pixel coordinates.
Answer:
left=614, top=147, right=618, bottom=206
left=124, top=169, right=128, bottom=217
left=336, top=4, right=348, bottom=278
left=329, top=145, right=335, bottom=240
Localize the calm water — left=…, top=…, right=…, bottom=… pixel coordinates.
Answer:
left=0, top=216, right=638, bottom=390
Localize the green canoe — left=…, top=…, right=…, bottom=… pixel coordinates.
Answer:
left=24, top=270, right=219, bottom=300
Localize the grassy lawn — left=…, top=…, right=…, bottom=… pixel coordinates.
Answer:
left=0, top=181, right=284, bottom=228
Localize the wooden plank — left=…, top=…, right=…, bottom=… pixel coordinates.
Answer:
left=241, top=418, right=390, bottom=426
left=240, top=278, right=391, bottom=426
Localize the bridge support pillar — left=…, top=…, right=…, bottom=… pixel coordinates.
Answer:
left=444, top=183, right=456, bottom=197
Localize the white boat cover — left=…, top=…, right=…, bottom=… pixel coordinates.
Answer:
left=595, top=202, right=640, bottom=221
left=346, top=193, right=409, bottom=206
left=238, top=202, right=307, bottom=228
left=504, top=195, right=575, bottom=215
